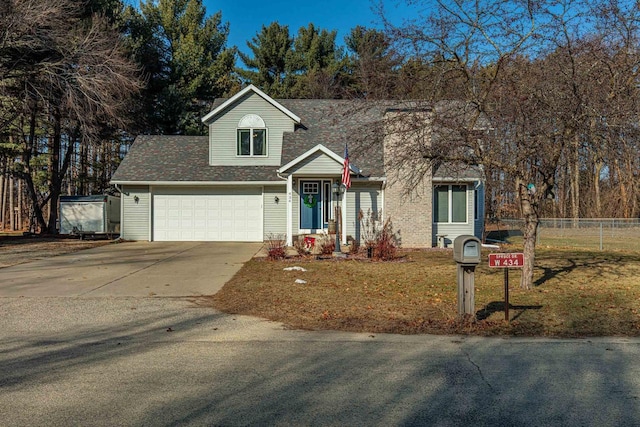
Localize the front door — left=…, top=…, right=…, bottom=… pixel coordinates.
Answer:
left=300, top=180, right=322, bottom=229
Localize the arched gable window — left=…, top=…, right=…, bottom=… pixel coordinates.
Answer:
left=237, top=114, right=267, bottom=156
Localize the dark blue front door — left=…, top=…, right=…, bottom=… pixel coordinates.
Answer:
left=300, top=180, right=322, bottom=229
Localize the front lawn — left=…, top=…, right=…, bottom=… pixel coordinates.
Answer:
left=211, top=247, right=640, bottom=336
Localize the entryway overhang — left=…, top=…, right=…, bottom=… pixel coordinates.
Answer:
left=278, top=145, right=358, bottom=247
left=277, top=144, right=361, bottom=175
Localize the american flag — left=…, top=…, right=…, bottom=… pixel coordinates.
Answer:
left=342, top=144, right=351, bottom=189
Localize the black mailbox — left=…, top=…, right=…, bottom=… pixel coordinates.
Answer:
left=453, top=235, right=481, bottom=265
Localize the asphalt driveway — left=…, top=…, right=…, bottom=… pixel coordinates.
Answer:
left=0, top=241, right=262, bottom=297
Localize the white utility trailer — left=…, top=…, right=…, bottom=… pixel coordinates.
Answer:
left=59, top=195, right=121, bottom=239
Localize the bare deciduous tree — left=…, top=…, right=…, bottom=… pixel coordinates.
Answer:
left=0, top=0, right=141, bottom=233
left=376, top=0, right=640, bottom=289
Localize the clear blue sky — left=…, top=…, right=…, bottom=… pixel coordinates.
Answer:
left=207, top=0, right=409, bottom=56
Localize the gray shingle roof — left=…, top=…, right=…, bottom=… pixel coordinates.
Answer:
left=112, top=100, right=391, bottom=183
left=278, top=99, right=387, bottom=177
left=433, top=163, right=483, bottom=180
left=111, top=135, right=280, bottom=182
left=112, top=97, right=483, bottom=183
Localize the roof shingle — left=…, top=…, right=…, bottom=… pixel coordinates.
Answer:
left=111, top=135, right=280, bottom=182
left=111, top=97, right=482, bottom=183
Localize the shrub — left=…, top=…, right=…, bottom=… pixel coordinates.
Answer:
left=359, top=209, right=382, bottom=252
left=265, top=233, right=286, bottom=260
left=358, top=209, right=399, bottom=260
left=293, top=238, right=308, bottom=256
left=375, top=218, right=398, bottom=260
left=317, top=235, right=335, bottom=255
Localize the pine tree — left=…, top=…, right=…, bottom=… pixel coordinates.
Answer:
left=238, top=22, right=294, bottom=98
left=125, top=0, right=237, bottom=135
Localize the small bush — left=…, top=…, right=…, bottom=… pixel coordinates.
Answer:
left=348, top=236, right=360, bottom=253
left=266, top=233, right=286, bottom=260
left=374, top=218, right=398, bottom=260
left=359, top=209, right=382, bottom=252
left=318, top=235, right=335, bottom=254
left=358, top=209, right=399, bottom=260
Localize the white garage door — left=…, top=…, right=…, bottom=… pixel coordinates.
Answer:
left=153, top=189, right=262, bottom=242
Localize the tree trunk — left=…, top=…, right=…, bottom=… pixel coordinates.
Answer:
left=517, top=178, right=538, bottom=290
left=557, top=158, right=567, bottom=218
left=92, top=144, right=99, bottom=193
left=46, top=108, right=62, bottom=234
left=23, top=108, right=48, bottom=232
left=613, top=158, right=628, bottom=217
left=17, top=178, right=22, bottom=230
left=0, top=158, right=5, bottom=229
left=9, top=175, right=14, bottom=231
left=594, top=160, right=603, bottom=218
left=79, top=142, right=88, bottom=194
left=624, top=157, right=637, bottom=218
left=570, top=133, right=580, bottom=223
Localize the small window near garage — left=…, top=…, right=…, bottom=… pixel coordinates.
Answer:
left=237, top=114, right=267, bottom=157
left=434, top=184, right=468, bottom=223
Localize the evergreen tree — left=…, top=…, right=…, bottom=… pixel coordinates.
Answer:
left=239, top=22, right=349, bottom=98
left=345, top=26, right=398, bottom=98
left=238, top=22, right=294, bottom=98
left=125, top=0, right=237, bottom=135
left=289, top=24, right=348, bottom=98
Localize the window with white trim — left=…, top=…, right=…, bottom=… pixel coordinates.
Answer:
left=302, top=182, right=319, bottom=194
left=237, top=114, right=267, bottom=156
left=434, top=184, right=467, bottom=223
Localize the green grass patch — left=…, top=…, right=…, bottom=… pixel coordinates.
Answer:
left=211, top=248, right=640, bottom=336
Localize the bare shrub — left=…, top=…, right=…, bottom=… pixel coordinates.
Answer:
left=265, top=233, right=286, bottom=260
left=359, top=209, right=382, bottom=252
left=359, top=209, right=399, bottom=260
left=375, top=218, right=398, bottom=260
left=316, top=234, right=335, bottom=255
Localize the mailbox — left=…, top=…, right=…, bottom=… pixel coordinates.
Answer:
left=453, top=235, right=482, bottom=265
left=453, top=235, right=481, bottom=317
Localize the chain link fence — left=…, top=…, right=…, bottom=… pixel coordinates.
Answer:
left=493, top=218, right=640, bottom=251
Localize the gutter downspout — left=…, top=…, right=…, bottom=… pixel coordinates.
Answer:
left=113, top=183, right=128, bottom=196
left=113, top=184, right=126, bottom=239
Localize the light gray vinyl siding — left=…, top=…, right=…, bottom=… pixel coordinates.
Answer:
left=122, top=185, right=150, bottom=241
left=432, top=184, right=475, bottom=247
left=263, top=185, right=287, bottom=238
left=208, top=92, right=295, bottom=166
left=346, top=183, right=382, bottom=243
left=288, top=152, right=342, bottom=175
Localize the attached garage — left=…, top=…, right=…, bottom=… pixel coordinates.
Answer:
left=152, top=187, right=263, bottom=242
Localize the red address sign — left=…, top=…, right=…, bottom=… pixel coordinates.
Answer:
left=488, top=253, right=525, bottom=268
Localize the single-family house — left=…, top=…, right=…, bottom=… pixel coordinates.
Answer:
left=110, top=85, right=484, bottom=247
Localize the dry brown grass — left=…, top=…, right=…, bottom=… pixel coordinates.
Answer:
left=212, top=247, right=640, bottom=336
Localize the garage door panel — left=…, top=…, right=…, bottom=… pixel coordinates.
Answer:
left=153, top=189, right=263, bottom=242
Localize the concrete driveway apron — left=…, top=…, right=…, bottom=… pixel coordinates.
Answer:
left=0, top=241, right=261, bottom=297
